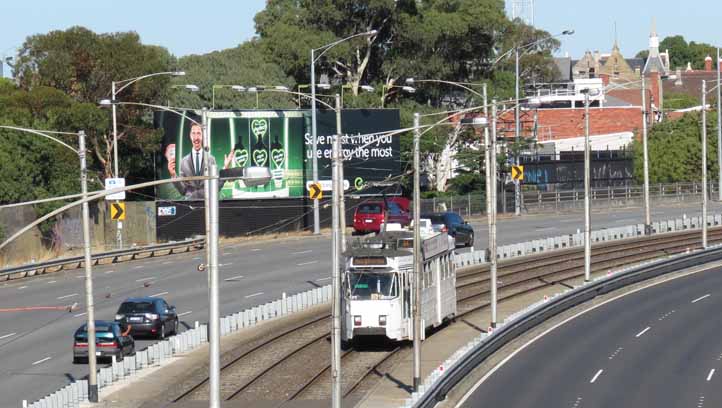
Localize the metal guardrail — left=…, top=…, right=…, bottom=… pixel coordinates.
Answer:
left=0, top=238, right=205, bottom=282
left=408, top=245, right=722, bottom=408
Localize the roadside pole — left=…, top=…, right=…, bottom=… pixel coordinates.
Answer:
left=208, top=163, right=220, bottom=408
left=702, top=80, right=708, bottom=248
left=489, top=99, right=498, bottom=327
left=583, top=92, right=591, bottom=282
left=336, top=95, right=347, bottom=252
left=641, top=76, right=652, bottom=234
left=79, top=130, right=98, bottom=402
left=412, top=112, right=422, bottom=390
left=331, top=110, right=342, bottom=408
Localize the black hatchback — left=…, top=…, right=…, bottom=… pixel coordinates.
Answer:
left=115, top=297, right=178, bottom=339
left=421, top=212, right=475, bottom=247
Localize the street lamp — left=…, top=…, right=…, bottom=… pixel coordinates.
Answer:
left=310, top=29, right=378, bottom=235
left=380, top=85, right=416, bottom=107
left=0, top=126, right=98, bottom=401
left=110, top=71, right=185, bottom=250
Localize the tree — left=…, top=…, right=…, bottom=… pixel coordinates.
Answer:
left=13, top=27, right=174, bottom=183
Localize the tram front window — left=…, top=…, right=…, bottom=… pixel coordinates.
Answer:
left=349, top=272, right=398, bottom=300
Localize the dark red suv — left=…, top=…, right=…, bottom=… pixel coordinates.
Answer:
left=353, top=198, right=411, bottom=234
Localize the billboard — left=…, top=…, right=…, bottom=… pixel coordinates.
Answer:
left=156, top=109, right=400, bottom=200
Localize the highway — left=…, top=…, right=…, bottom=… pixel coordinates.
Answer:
left=0, top=202, right=720, bottom=405
left=459, top=262, right=722, bottom=408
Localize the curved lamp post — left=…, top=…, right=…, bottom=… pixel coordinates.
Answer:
left=310, top=30, right=378, bottom=235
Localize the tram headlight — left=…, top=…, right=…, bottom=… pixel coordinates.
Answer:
left=354, top=315, right=362, bottom=326
left=378, top=315, right=387, bottom=326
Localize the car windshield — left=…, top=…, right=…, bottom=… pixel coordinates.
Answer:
left=387, top=202, right=404, bottom=215
left=347, top=271, right=398, bottom=300
left=358, top=204, right=382, bottom=214
left=425, top=215, right=447, bottom=225
left=118, top=301, right=154, bottom=314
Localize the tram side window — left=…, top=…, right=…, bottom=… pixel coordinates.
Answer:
left=349, top=272, right=398, bottom=300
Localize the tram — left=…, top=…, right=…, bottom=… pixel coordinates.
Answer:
left=341, top=224, right=456, bottom=342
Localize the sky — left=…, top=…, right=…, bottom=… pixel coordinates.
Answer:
left=1, top=0, right=721, bottom=77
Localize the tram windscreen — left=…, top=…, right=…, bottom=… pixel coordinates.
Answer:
left=349, top=272, right=398, bottom=300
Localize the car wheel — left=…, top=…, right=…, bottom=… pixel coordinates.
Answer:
left=467, top=233, right=474, bottom=247
left=117, top=351, right=124, bottom=362
left=159, top=323, right=166, bottom=340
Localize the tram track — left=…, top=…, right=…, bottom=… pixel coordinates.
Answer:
left=170, top=227, right=722, bottom=405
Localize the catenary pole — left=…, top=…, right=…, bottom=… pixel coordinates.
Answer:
left=79, top=130, right=98, bottom=402
left=111, top=81, right=123, bottom=250
left=642, top=76, right=651, bottom=233
left=703, top=80, right=709, bottom=248
left=514, top=48, right=521, bottom=216
left=584, top=92, right=591, bottom=282
left=336, top=95, right=346, bottom=252
left=208, top=163, right=220, bottom=407
left=331, top=106, right=342, bottom=408
left=717, top=48, right=722, bottom=201
left=412, top=112, right=422, bottom=390
left=487, top=93, right=498, bottom=327
left=311, top=49, right=320, bottom=234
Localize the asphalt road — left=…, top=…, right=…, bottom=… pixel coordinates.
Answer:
left=459, top=263, right=722, bottom=408
left=1, top=201, right=720, bottom=405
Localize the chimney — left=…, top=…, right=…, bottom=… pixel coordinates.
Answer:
left=705, top=55, right=713, bottom=72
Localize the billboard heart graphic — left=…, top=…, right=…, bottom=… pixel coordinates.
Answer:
left=251, top=119, right=268, bottom=139
left=253, top=149, right=268, bottom=167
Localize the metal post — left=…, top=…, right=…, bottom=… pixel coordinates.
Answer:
left=207, top=163, right=220, bottom=408
left=702, top=80, right=709, bottom=248
left=111, top=82, right=123, bottom=250
left=311, top=49, right=321, bottom=234
left=717, top=48, right=722, bottom=201
left=79, top=131, right=98, bottom=402
left=514, top=48, right=521, bottom=216
left=489, top=99, right=498, bottom=327
left=336, top=95, right=347, bottom=252
left=331, top=120, right=342, bottom=408
left=412, top=112, right=422, bottom=391
left=584, top=93, right=592, bottom=282
left=202, top=108, right=211, bottom=285
left=642, top=76, right=651, bottom=234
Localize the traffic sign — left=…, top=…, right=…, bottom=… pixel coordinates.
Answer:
left=511, top=165, right=524, bottom=181
left=110, top=202, right=126, bottom=220
left=105, top=178, right=126, bottom=200
left=308, top=183, right=323, bottom=200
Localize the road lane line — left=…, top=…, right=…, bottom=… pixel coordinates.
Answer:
left=219, top=263, right=233, bottom=267
left=32, top=356, right=52, bottom=366
left=0, top=333, right=16, bottom=340
left=708, top=369, right=715, bottom=382
left=292, top=250, right=312, bottom=255
left=57, top=293, right=78, bottom=300
left=47, top=281, right=56, bottom=284
left=150, top=291, right=168, bottom=298
left=178, top=311, right=192, bottom=317
left=133, top=266, right=143, bottom=269
left=297, top=261, right=319, bottom=266
left=635, top=327, right=651, bottom=338
left=18, top=286, right=27, bottom=289
left=692, top=294, right=711, bottom=303
left=162, top=261, right=173, bottom=265
left=250, top=249, right=261, bottom=252
left=245, top=292, right=263, bottom=298
left=74, top=312, right=87, bottom=318
left=104, top=270, right=114, bottom=274
left=224, top=275, right=244, bottom=281
left=136, top=277, right=155, bottom=282
left=193, top=256, right=201, bottom=260
left=590, top=369, right=603, bottom=383
left=315, top=276, right=332, bottom=282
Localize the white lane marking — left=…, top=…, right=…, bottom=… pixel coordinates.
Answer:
left=133, top=266, right=143, bottom=269
left=635, top=327, right=651, bottom=338
left=292, top=250, right=312, bottom=255
left=455, top=262, right=722, bottom=407
left=104, top=270, right=114, bottom=274
left=692, top=294, right=711, bottom=303
left=535, top=227, right=555, bottom=232
left=698, top=395, right=706, bottom=408
left=136, top=277, right=155, bottom=282
left=0, top=332, right=16, bottom=340
left=18, top=286, right=27, bottom=290
left=32, top=356, right=52, bottom=366
left=250, top=249, right=261, bottom=252
left=297, top=261, right=319, bottom=266
left=608, top=347, right=623, bottom=360
left=590, top=369, right=603, bottom=383
left=708, top=369, right=716, bottom=382
left=150, top=291, right=168, bottom=298
left=571, top=396, right=583, bottom=408
left=245, top=292, right=264, bottom=299
left=193, top=256, right=201, bottom=260
left=315, top=276, right=332, bottom=282
left=162, top=261, right=173, bottom=265
left=47, top=281, right=56, bottom=284
left=219, top=263, right=233, bottom=267
left=224, top=275, right=244, bottom=282
left=178, top=311, right=192, bottom=317
left=57, top=293, right=79, bottom=300
left=74, top=312, right=87, bottom=318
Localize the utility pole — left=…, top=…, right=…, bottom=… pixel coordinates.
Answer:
left=208, top=163, right=220, bottom=408
left=331, top=105, right=342, bottom=408
left=79, top=130, right=98, bottom=403
left=583, top=91, right=591, bottom=282
left=310, top=49, right=321, bottom=235
left=514, top=47, right=521, bottom=216
left=642, top=76, right=651, bottom=233
left=702, top=80, right=709, bottom=248
left=412, top=112, right=422, bottom=391
left=717, top=48, right=722, bottom=201
left=488, top=95, right=498, bottom=328
left=336, top=95, right=347, bottom=252
left=111, top=81, right=123, bottom=250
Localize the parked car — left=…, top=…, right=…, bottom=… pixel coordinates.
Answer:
left=353, top=198, right=411, bottom=234
left=73, top=320, right=135, bottom=364
left=421, top=212, right=475, bottom=247
left=114, top=297, right=178, bottom=339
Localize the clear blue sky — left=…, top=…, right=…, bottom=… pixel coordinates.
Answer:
left=2, top=0, right=721, bottom=77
